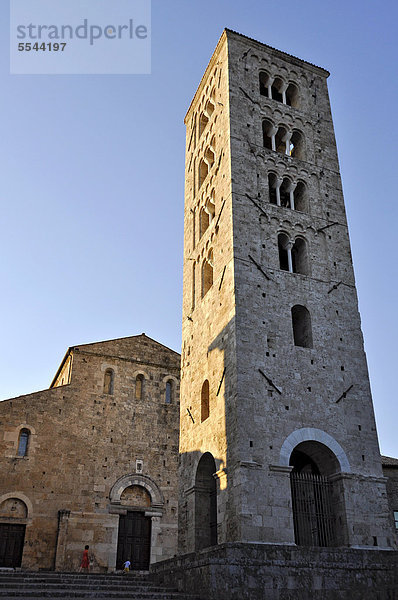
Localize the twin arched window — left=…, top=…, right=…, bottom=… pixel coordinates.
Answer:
left=278, top=233, right=309, bottom=275
left=17, top=429, right=30, bottom=457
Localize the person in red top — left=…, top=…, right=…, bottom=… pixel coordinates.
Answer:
left=79, top=545, right=90, bottom=572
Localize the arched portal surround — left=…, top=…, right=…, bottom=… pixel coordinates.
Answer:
left=109, top=474, right=165, bottom=570
left=279, top=429, right=350, bottom=548
left=279, top=428, right=351, bottom=473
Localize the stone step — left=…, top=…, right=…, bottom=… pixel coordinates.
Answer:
left=0, top=573, right=204, bottom=600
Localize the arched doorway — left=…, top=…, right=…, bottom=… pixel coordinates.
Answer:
left=195, top=452, right=217, bottom=550
left=289, top=441, right=345, bottom=547
left=0, top=498, right=28, bottom=567
left=116, top=485, right=152, bottom=570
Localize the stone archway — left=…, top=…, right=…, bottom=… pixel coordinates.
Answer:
left=0, top=497, right=29, bottom=567
left=109, top=474, right=164, bottom=570
left=280, top=431, right=350, bottom=547
left=194, top=452, right=217, bottom=550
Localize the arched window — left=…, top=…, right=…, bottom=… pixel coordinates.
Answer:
left=278, top=233, right=290, bottom=271
left=268, top=173, right=278, bottom=204
left=199, top=159, right=208, bottom=189
left=286, top=83, right=299, bottom=108
left=192, top=261, right=196, bottom=310
left=271, top=77, right=284, bottom=103
left=135, top=374, right=144, bottom=400
left=199, top=112, right=209, bottom=137
left=290, top=130, right=305, bottom=160
left=199, top=207, right=210, bottom=238
left=202, top=250, right=214, bottom=297
left=294, top=181, right=308, bottom=212
left=275, top=126, right=288, bottom=154
left=291, top=305, right=313, bottom=348
left=201, top=380, right=210, bottom=422
left=280, top=178, right=292, bottom=208
left=259, top=71, right=270, bottom=97
left=103, top=369, right=114, bottom=395
left=165, top=380, right=173, bottom=404
left=262, top=119, right=273, bottom=150
left=17, top=429, right=30, bottom=457
left=292, top=237, right=309, bottom=275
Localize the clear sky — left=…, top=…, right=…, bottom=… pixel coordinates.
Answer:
left=0, top=0, right=397, bottom=456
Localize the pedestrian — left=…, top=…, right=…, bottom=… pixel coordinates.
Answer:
left=79, top=545, right=90, bottom=572
left=123, top=559, right=131, bottom=573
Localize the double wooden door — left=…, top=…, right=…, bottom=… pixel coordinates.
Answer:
left=0, top=524, right=25, bottom=567
left=116, top=511, right=151, bottom=570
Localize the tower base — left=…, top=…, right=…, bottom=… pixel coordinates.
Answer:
left=151, top=542, right=398, bottom=599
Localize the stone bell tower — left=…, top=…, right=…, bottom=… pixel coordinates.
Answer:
left=178, top=29, right=392, bottom=553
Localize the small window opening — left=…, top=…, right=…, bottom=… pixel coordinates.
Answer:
left=268, top=173, right=278, bottom=204
left=275, top=126, right=287, bottom=154
left=103, top=369, right=114, bottom=395
left=135, top=374, right=144, bottom=400
left=280, top=179, right=292, bottom=208
left=165, top=380, right=173, bottom=404
left=286, top=83, right=299, bottom=108
left=271, top=77, right=283, bottom=103
left=199, top=159, right=209, bottom=189
left=17, top=428, right=30, bottom=457
left=294, top=181, right=307, bottom=212
left=290, top=130, right=305, bottom=160
left=201, top=379, right=210, bottom=422
left=199, top=112, right=209, bottom=137
left=202, top=250, right=214, bottom=297
left=262, top=120, right=273, bottom=150
left=259, top=72, right=270, bottom=97
left=278, top=233, right=290, bottom=271
left=291, top=305, right=313, bottom=348
left=393, top=511, right=398, bottom=530
left=291, top=237, right=309, bottom=275
left=199, top=207, right=210, bottom=238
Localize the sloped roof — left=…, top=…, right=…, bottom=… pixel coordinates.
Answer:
left=381, top=455, right=398, bottom=467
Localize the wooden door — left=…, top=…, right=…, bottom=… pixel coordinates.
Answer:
left=116, top=512, right=151, bottom=570
left=0, top=524, right=26, bottom=567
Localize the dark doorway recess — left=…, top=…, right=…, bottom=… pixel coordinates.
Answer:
left=0, top=523, right=26, bottom=567
left=116, top=511, right=151, bottom=570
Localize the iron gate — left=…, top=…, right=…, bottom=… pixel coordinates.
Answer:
left=290, top=472, right=335, bottom=547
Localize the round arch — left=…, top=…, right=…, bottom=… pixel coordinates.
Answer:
left=279, top=428, right=351, bottom=473
left=109, top=474, right=164, bottom=509
left=0, top=492, right=33, bottom=518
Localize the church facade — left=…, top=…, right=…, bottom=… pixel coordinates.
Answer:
left=0, top=335, right=180, bottom=571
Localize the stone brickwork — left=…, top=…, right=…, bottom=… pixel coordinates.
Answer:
left=179, top=28, right=394, bottom=555
left=0, top=334, right=180, bottom=571
left=152, top=543, right=398, bottom=600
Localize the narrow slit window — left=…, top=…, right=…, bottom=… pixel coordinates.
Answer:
left=135, top=374, right=144, bottom=400
left=165, top=381, right=173, bottom=404
left=17, top=429, right=30, bottom=457
left=201, top=380, right=210, bottom=422
left=103, top=369, right=114, bottom=395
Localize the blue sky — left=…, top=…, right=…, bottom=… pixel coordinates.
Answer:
left=0, top=0, right=397, bottom=456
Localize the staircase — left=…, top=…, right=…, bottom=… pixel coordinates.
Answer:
left=0, top=571, right=203, bottom=600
